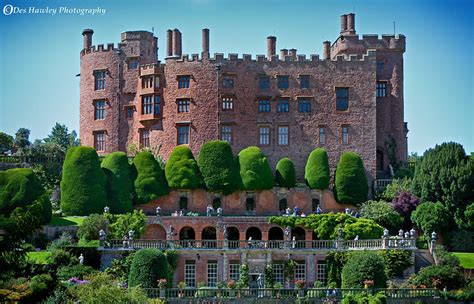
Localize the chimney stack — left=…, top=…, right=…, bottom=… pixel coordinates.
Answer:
left=347, top=13, right=356, bottom=34
left=267, top=36, right=276, bottom=59
left=172, top=29, right=182, bottom=57
left=289, top=48, right=297, bottom=59
left=280, top=49, right=288, bottom=59
left=340, top=14, right=348, bottom=35
left=323, top=41, right=331, bottom=60
left=166, top=29, right=173, bottom=57
left=202, top=28, right=210, bottom=58
left=82, top=29, right=94, bottom=50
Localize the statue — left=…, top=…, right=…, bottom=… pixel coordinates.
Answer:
left=431, top=231, right=437, bottom=241
left=404, top=231, right=409, bottom=239
left=223, top=226, right=228, bottom=240
left=382, top=228, right=389, bottom=238
left=217, top=207, right=222, bottom=216
left=284, top=226, right=290, bottom=240
left=104, top=206, right=110, bottom=214
left=99, top=229, right=106, bottom=247
left=128, top=230, right=134, bottom=240
left=354, top=235, right=359, bottom=241
left=285, top=207, right=291, bottom=216
left=398, top=229, right=404, bottom=238
left=122, top=234, right=129, bottom=248
left=257, top=273, right=264, bottom=289
left=206, top=204, right=213, bottom=217
left=156, top=206, right=161, bottom=217
left=337, top=227, right=344, bottom=239
left=409, top=228, right=416, bottom=239
left=79, top=253, right=84, bottom=265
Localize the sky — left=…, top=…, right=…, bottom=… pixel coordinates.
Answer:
left=0, top=0, right=473, bottom=154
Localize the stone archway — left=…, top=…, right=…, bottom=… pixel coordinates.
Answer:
left=179, top=226, right=195, bottom=248
left=202, top=226, right=217, bottom=248
left=268, top=226, right=284, bottom=249
left=292, top=227, right=306, bottom=248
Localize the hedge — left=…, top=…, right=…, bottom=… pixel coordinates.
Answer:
left=165, top=146, right=202, bottom=189
left=305, top=148, right=330, bottom=190
left=101, top=152, right=133, bottom=213
left=128, top=248, right=169, bottom=288
left=275, top=157, right=296, bottom=188
left=197, top=140, right=239, bottom=194
left=60, top=147, right=107, bottom=216
left=0, top=168, right=45, bottom=215
left=237, top=146, right=274, bottom=190
left=341, top=251, right=387, bottom=288
left=133, top=151, right=168, bottom=204
left=335, top=152, right=368, bottom=205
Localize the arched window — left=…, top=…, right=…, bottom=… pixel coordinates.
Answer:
left=279, top=198, right=288, bottom=212
left=292, top=227, right=306, bottom=248
left=202, top=226, right=217, bottom=248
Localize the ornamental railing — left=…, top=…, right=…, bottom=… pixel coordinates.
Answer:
left=143, top=288, right=439, bottom=299
left=101, top=238, right=416, bottom=251
left=374, top=179, right=392, bottom=192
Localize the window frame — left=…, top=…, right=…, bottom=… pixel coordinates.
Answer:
left=220, top=125, right=233, bottom=144
left=177, top=124, right=190, bottom=145
left=229, top=262, right=240, bottom=281
left=300, top=75, right=310, bottom=89
left=342, top=125, right=349, bottom=144
left=139, top=129, right=150, bottom=148
left=319, top=126, right=325, bottom=145
left=128, top=59, right=139, bottom=70
left=294, top=261, right=306, bottom=282
left=185, top=260, right=196, bottom=288
left=177, top=75, right=191, bottom=89
left=207, top=261, right=218, bottom=287
left=259, top=126, right=271, bottom=146
left=298, top=97, right=311, bottom=113
left=141, top=95, right=154, bottom=115
left=222, top=96, right=234, bottom=111
left=93, top=70, right=106, bottom=90
left=177, top=99, right=191, bottom=113
left=93, top=131, right=106, bottom=151
left=223, top=76, right=235, bottom=88
left=277, top=126, right=289, bottom=146
left=277, top=75, right=289, bottom=90
left=376, top=81, right=388, bottom=98
left=258, top=75, right=270, bottom=90
left=277, top=98, right=289, bottom=113
left=336, top=87, right=349, bottom=111
left=258, top=99, right=271, bottom=113
left=94, top=99, right=106, bottom=120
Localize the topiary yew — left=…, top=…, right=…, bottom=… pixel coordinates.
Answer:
left=101, top=152, right=133, bottom=213
left=128, top=248, right=169, bottom=288
left=305, top=148, right=330, bottom=190
left=275, top=157, right=296, bottom=188
left=165, top=145, right=202, bottom=189
left=341, top=251, right=387, bottom=288
left=237, top=146, right=274, bottom=190
left=60, top=146, right=107, bottom=216
left=335, top=152, right=368, bottom=205
left=133, top=151, right=168, bottom=204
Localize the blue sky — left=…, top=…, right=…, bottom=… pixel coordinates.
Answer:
left=0, top=0, right=473, bottom=154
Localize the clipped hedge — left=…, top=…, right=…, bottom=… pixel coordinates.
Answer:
left=335, top=152, right=368, bottom=205
left=165, top=146, right=202, bottom=189
left=237, top=146, right=274, bottom=190
left=128, top=248, right=169, bottom=288
left=133, top=151, right=168, bottom=204
left=341, top=251, right=387, bottom=288
left=275, top=157, right=296, bottom=188
left=197, top=140, right=239, bottom=194
left=101, top=152, right=133, bottom=213
left=305, top=148, right=330, bottom=190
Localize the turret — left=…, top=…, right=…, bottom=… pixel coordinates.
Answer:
left=82, top=29, right=94, bottom=50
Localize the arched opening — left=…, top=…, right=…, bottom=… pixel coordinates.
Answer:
left=312, top=198, right=320, bottom=213
left=179, top=195, right=188, bottom=210
left=227, top=226, right=240, bottom=249
left=292, top=227, right=306, bottom=248
left=141, top=224, right=166, bottom=240
left=179, top=226, right=195, bottom=248
left=246, top=227, right=262, bottom=249
left=312, top=231, right=319, bottom=248
left=246, top=194, right=255, bottom=212
left=268, top=227, right=284, bottom=249
left=212, top=197, right=221, bottom=209
left=376, top=149, right=384, bottom=172
left=279, top=198, right=288, bottom=213
left=202, top=226, right=217, bottom=248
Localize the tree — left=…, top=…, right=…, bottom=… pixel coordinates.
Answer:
left=14, top=128, right=31, bottom=153
left=391, top=191, right=420, bottom=228
left=341, top=251, right=387, bottom=288
left=305, top=148, right=330, bottom=190
left=128, top=248, right=170, bottom=288
left=411, top=202, right=450, bottom=235
left=77, top=214, right=108, bottom=241
left=133, top=151, right=168, bottom=204
left=342, top=219, right=384, bottom=240
left=275, top=158, right=296, bottom=188
left=101, top=152, right=133, bottom=213
left=43, top=123, right=80, bottom=152
left=405, top=265, right=466, bottom=290
left=237, top=146, right=274, bottom=190
left=335, top=152, right=368, bottom=205
left=165, top=145, right=202, bottom=189
left=197, top=140, right=239, bottom=194
left=0, top=168, right=45, bottom=214
left=0, top=132, right=13, bottom=154
left=377, top=178, right=412, bottom=202
left=60, top=146, right=107, bottom=215
left=360, top=200, right=403, bottom=234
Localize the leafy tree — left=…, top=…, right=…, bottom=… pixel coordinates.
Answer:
left=77, top=214, right=108, bottom=241
left=128, top=248, right=169, bottom=288
left=133, top=151, right=168, bottom=204
left=275, top=157, right=296, bottom=188
left=197, top=140, right=239, bottom=194
left=0, top=132, right=13, bottom=153
left=335, top=152, right=368, bottom=205
left=326, top=251, right=348, bottom=287
left=391, top=191, right=420, bottom=228
left=360, top=200, right=403, bottom=233
left=411, top=202, right=450, bottom=235
left=60, top=146, right=107, bottom=215
left=343, top=219, right=384, bottom=240
left=379, top=250, right=412, bottom=277
left=237, top=146, right=274, bottom=190
left=464, top=202, right=474, bottom=229
left=14, top=128, right=31, bottom=153
left=165, top=146, right=202, bottom=189
left=305, top=148, right=330, bottom=190
left=43, top=123, right=80, bottom=151
left=101, top=152, right=133, bottom=213
left=0, top=168, right=45, bottom=214
left=341, top=251, right=387, bottom=288
left=105, top=210, right=147, bottom=239
left=377, top=178, right=412, bottom=202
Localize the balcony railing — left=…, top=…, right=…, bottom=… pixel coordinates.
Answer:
left=101, top=238, right=417, bottom=251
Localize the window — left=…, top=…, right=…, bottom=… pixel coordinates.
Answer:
left=128, top=59, right=139, bottom=70
left=377, top=61, right=384, bottom=71
left=140, top=129, right=150, bottom=148
left=207, top=261, right=218, bottom=287
left=178, top=125, right=190, bottom=145
left=258, top=99, right=271, bottom=112
left=177, top=99, right=190, bottom=113
left=142, top=96, right=153, bottom=115
left=259, top=75, right=270, bottom=90
left=277, top=75, right=289, bottom=89
left=221, top=125, right=232, bottom=143
left=154, top=76, right=160, bottom=88
left=376, top=81, right=387, bottom=97
left=94, top=132, right=106, bottom=151
left=298, top=97, right=311, bottom=112
left=223, top=76, right=234, bottom=88
left=259, top=126, right=270, bottom=145
left=185, top=261, right=196, bottom=288
left=277, top=126, right=289, bottom=145
left=300, top=75, right=310, bottom=89
left=336, top=87, right=349, bottom=111
left=342, top=126, right=349, bottom=144
left=142, top=76, right=153, bottom=89
left=319, top=127, right=325, bottom=144
left=316, top=262, right=327, bottom=285
left=295, top=262, right=306, bottom=282
left=154, top=96, right=161, bottom=115
left=229, top=262, right=240, bottom=281
left=178, top=75, right=190, bottom=89
left=94, top=100, right=105, bottom=120
left=222, top=97, right=234, bottom=110
left=94, top=70, right=106, bottom=90
left=273, top=263, right=284, bottom=284
left=277, top=98, right=289, bottom=112
left=126, top=107, right=134, bottom=118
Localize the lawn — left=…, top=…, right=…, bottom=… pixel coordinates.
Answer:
left=453, top=252, right=474, bottom=269
left=27, top=251, right=51, bottom=264
left=48, top=216, right=86, bottom=226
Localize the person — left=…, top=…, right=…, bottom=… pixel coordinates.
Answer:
left=293, top=206, right=299, bottom=216
left=316, top=205, right=322, bottom=214
left=217, top=207, right=222, bottom=216
left=206, top=204, right=213, bottom=217
left=354, top=235, right=359, bottom=241
left=179, top=209, right=184, bottom=217
left=345, top=208, right=350, bottom=214
left=248, top=237, right=253, bottom=248
left=301, top=212, right=306, bottom=217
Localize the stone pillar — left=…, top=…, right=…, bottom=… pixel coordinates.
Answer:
left=202, top=28, right=210, bottom=58
left=267, top=36, right=276, bottom=59
left=307, top=255, right=316, bottom=284
left=223, top=253, right=229, bottom=281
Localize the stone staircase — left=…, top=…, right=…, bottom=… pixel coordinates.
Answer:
left=414, top=249, right=435, bottom=272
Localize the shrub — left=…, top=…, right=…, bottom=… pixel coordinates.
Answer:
left=77, top=214, right=108, bottom=241
left=101, top=152, right=133, bottom=214
left=326, top=251, right=348, bottom=287
left=275, top=157, right=296, bottom=188
left=128, top=248, right=169, bottom=288
left=305, top=148, right=330, bottom=190
left=405, top=265, right=466, bottom=290
left=343, top=219, right=384, bottom=240
left=197, top=140, right=240, bottom=194
left=47, top=249, right=78, bottom=269
left=60, top=147, right=107, bottom=215
left=34, top=193, right=52, bottom=224
left=360, top=200, right=403, bottom=234
left=28, top=274, right=54, bottom=302
left=377, top=178, right=412, bottom=201
left=411, top=201, right=450, bottom=235
left=390, top=191, right=420, bottom=227
left=237, top=146, right=274, bottom=190
left=106, top=210, right=147, bottom=239
left=56, top=264, right=96, bottom=281
left=335, top=152, right=368, bottom=205
left=342, top=292, right=387, bottom=304
left=341, top=251, right=387, bottom=288
left=105, top=251, right=136, bottom=282
left=378, top=250, right=412, bottom=277
left=165, top=146, right=202, bottom=189
left=133, top=151, right=168, bottom=204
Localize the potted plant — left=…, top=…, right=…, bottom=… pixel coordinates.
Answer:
left=227, top=280, right=237, bottom=297
left=295, top=280, right=305, bottom=297
left=273, top=282, right=283, bottom=298
left=177, top=281, right=187, bottom=298
left=158, top=279, right=167, bottom=298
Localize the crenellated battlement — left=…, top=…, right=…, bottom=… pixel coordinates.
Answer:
left=332, top=34, right=406, bottom=56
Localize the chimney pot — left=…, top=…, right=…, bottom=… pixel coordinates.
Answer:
left=166, top=29, right=173, bottom=57
left=323, top=41, right=331, bottom=60
left=202, top=28, right=210, bottom=58
left=172, top=29, right=182, bottom=57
